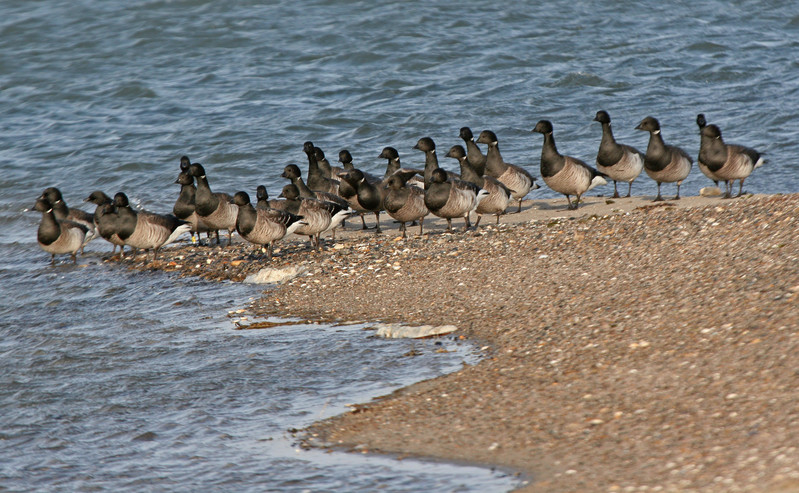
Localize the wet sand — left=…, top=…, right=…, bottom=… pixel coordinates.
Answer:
left=122, top=192, right=799, bottom=492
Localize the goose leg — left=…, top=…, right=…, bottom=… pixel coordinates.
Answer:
left=418, top=217, right=424, bottom=236
left=612, top=181, right=620, bottom=199
left=721, top=181, right=729, bottom=198
left=626, top=181, right=633, bottom=198
left=516, top=198, right=522, bottom=213
left=574, top=194, right=583, bottom=209
left=653, top=183, right=664, bottom=202
left=400, top=222, right=407, bottom=238
left=360, top=213, right=368, bottom=230
left=674, top=182, right=682, bottom=200
left=374, top=212, right=381, bottom=234
left=736, top=179, right=745, bottom=198
left=565, top=194, right=574, bottom=210
left=463, top=215, right=470, bottom=232
left=473, top=214, right=482, bottom=229
left=446, top=218, right=453, bottom=231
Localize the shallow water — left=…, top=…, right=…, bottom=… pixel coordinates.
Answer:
left=2, top=0, right=798, bottom=490
left=0, top=255, right=519, bottom=491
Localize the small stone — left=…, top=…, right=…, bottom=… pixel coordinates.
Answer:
left=700, top=187, right=723, bottom=197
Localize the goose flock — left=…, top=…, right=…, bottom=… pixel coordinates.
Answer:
left=31, top=112, right=764, bottom=264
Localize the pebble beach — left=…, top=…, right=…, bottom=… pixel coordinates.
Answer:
left=117, top=192, right=799, bottom=492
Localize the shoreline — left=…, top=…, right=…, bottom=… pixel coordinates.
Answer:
left=120, top=192, right=799, bottom=492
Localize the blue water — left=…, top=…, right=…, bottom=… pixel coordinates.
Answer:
left=2, top=0, right=798, bottom=491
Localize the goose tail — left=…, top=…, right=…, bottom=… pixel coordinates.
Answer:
left=81, top=228, right=97, bottom=247
left=328, top=207, right=353, bottom=230
left=286, top=218, right=308, bottom=236
left=587, top=173, right=608, bottom=191
left=164, top=223, right=192, bottom=246
left=474, top=188, right=490, bottom=210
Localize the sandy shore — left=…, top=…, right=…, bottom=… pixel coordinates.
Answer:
left=121, top=192, right=799, bottom=492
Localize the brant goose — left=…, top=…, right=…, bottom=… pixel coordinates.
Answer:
left=424, top=168, right=487, bottom=232
left=84, top=190, right=125, bottom=255
left=112, top=192, right=191, bottom=261
left=314, top=147, right=341, bottom=181
left=593, top=111, right=645, bottom=198
left=475, top=130, right=538, bottom=212
left=338, top=169, right=384, bottom=234
left=188, top=162, right=238, bottom=245
left=698, top=123, right=764, bottom=198
left=173, top=171, right=211, bottom=243
left=532, top=120, right=607, bottom=210
left=635, top=116, right=693, bottom=201
left=255, top=185, right=278, bottom=210
left=383, top=173, right=428, bottom=238
left=379, top=146, right=425, bottom=187
left=273, top=184, right=345, bottom=250
left=32, top=197, right=91, bottom=264
left=695, top=114, right=722, bottom=187
left=458, top=127, right=487, bottom=176
left=281, top=164, right=349, bottom=208
left=445, top=145, right=514, bottom=227
left=313, top=146, right=334, bottom=179
left=412, top=137, right=460, bottom=189
left=334, top=149, right=373, bottom=229
left=232, top=191, right=306, bottom=259
left=303, top=141, right=339, bottom=194
left=39, top=187, right=95, bottom=253
left=282, top=164, right=351, bottom=240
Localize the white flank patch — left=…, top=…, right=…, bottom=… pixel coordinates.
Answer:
left=164, top=224, right=192, bottom=246
left=587, top=175, right=608, bottom=191
left=286, top=220, right=307, bottom=235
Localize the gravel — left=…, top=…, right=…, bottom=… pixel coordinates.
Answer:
left=121, top=193, right=799, bottom=493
